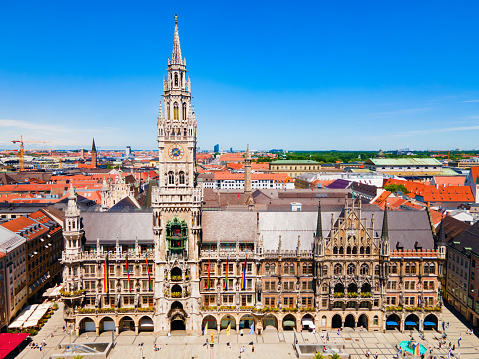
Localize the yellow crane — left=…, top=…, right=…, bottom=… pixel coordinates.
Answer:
left=11, top=135, right=52, bottom=171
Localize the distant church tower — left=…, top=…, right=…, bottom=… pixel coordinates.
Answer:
left=91, top=138, right=98, bottom=168
left=151, top=15, right=203, bottom=333
left=244, top=144, right=252, bottom=195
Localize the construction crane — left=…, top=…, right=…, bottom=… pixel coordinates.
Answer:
left=11, top=135, right=52, bottom=171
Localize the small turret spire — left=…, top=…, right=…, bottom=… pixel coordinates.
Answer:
left=381, top=205, right=389, bottom=240
left=315, top=199, right=323, bottom=241
left=91, top=138, right=97, bottom=153
left=171, top=14, right=183, bottom=65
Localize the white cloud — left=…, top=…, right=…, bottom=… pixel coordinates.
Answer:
left=461, top=100, right=479, bottom=103
left=0, top=119, right=72, bottom=133
left=367, top=107, right=432, bottom=117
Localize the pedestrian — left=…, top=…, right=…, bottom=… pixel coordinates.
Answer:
left=442, top=321, right=445, bottom=331
left=447, top=322, right=449, bottom=328
left=252, top=344, right=255, bottom=352
left=86, top=333, right=88, bottom=340
left=458, top=335, right=461, bottom=347
left=167, top=332, right=171, bottom=338
left=63, top=326, right=65, bottom=332
left=439, top=341, right=442, bottom=349
left=50, top=332, right=54, bottom=338
left=374, top=352, right=378, bottom=359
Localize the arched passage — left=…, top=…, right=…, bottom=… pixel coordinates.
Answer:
left=240, top=314, right=254, bottom=330
left=282, top=314, right=296, bottom=331
left=99, top=317, right=115, bottom=333
left=263, top=314, right=278, bottom=329
left=301, top=314, right=315, bottom=331
left=386, top=314, right=400, bottom=330
left=119, top=316, right=135, bottom=333
left=332, top=314, right=342, bottom=329
left=202, top=315, right=217, bottom=331
left=424, top=314, right=438, bottom=330
left=220, top=315, right=236, bottom=330
left=344, top=314, right=355, bottom=328
left=79, top=317, right=95, bottom=334
left=405, top=314, right=419, bottom=330
left=171, top=314, right=186, bottom=331
left=139, top=316, right=154, bottom=332
left=357, top=314, right=368, bottom=330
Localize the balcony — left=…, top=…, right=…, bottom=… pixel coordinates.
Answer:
left=62, top=251, right=155, bottom=262
left=77, top=307, right=155, bottom=315
left=60, top=289, right=86, bottom=299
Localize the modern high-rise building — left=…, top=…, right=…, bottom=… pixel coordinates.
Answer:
left=126, top=146, right=131, bottom=157
left=214, top=144, right=219, bottom=153
left=60, top=17, right=445, bottom=336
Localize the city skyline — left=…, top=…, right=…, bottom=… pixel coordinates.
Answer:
left=1, top=1, right=479, bottom=151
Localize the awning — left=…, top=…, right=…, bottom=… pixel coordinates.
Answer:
left=283, top=320, right=295, bottom=327
left=424, top=321, right=436, bottom=326
left=0, top=333, right=29, bottom=359
left=139, top=323, right=154, bottom=327
left=405, top=321, right=418, bottom=326
left=302, top=319, right=314, bottom=326
left=386, top=321, right=398, bottom=326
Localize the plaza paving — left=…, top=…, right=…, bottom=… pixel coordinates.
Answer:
left=15, top=302, right=479, bottom=359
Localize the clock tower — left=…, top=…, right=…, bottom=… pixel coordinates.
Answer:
left=152, top=15, right=203, bottom=333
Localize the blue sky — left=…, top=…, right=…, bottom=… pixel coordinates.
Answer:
left=1, top=0, right=478, bottom=151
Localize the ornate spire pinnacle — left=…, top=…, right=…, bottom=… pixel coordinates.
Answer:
left=91, top=138, right=97, bottom=153
left=315, top=199, right=323, bottom=241
left=171, top=14, right=183, bottom=65
left=381, top=205, right=389, bottom=240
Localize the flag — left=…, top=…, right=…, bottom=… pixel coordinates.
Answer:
left=210, top=331, right=214, bottom=344
left=241, top=255, right=247, bottom=290
left=226, top=322, right=231, bottom=336
left=145, top=254, right=152, bottom=291
left=414, top=343, right=420, bottom=356
left=249, top=322, right=254, bottom=335
left=125, top=253, right=131, bottom=292
left=224, top=256, right=229, bottom=290
left=203, top=321, right=208, bottom=336
left=104, top=254, right=109, bottom=293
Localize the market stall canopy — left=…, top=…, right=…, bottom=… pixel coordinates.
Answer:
left=0, top=333, right=29, bottom=359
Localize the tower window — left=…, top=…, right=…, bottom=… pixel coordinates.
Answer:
left=174, top=102, right=179, bottom=121
left=168, top=171, right=175, bottom=185
left=175, top=73, right=178, bottom=86
left=183, top=103, right=187, bottom=121
left=179, top=171, right=185, bottom=185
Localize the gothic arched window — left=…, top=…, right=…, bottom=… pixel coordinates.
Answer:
left=347, top=264, right=355, bottom=276
left=174, top=102, right=179, bottom=121
left=183, top=103, right=187, bottom=121
left=168, top=171, right=175, bottom=185
left=333, top=264, right=342, bottom=276
left=347, top=246, right=351, bottom=254
left=360, top=264, right=369, bottom=275
left=352, top=246, right=358, bottom=254
left=179, top=171, right=185, bottom=185
left=322, top=265, right=328, bottom=276
left=333, top=246, right=338, bottom=254
left=175, top=73, right=178, bottom=86
left=360, top=246, right=364, bottom=254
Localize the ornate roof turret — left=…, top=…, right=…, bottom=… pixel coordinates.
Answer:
left=381, top=205, right=389, bottom=240
left=66, top=183, right=80, bottom=217
left=170, top=14, right=184, bottom=66
left=315, top=199, right=323, bottom=241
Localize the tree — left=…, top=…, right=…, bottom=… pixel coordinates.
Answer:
left=311, top=352, right=325, bottom=359
left=329, top=353, right=341, bottom=359
left=383, top=183, right=410, bottom=194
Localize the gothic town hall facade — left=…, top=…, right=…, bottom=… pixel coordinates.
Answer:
left=61, top=19, right=445, bottom=335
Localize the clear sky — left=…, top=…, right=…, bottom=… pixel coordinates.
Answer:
left=1, top=0, right=478, bottom=152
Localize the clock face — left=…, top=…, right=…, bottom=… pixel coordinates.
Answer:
left=169, top=145, right=184, bottom=160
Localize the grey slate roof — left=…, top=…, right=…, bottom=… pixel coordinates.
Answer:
left=202, top=211, right=257, bottom=243
left=201, top=208, right=434, bottom=251
left=81, top=212, right=154, bottom=245
left=259, top=211, right=341, bottom=251
left=0, top=226, right=26, bottom=252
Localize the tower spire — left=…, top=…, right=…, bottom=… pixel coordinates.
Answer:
left=171, top=14, right=183, bottom=65
left=315, top=199, right=323, bottom=241
left=381, top=205, right=389, bottom=240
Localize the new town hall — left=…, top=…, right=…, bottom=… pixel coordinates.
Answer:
left=61, top=18, right=445, bottom=335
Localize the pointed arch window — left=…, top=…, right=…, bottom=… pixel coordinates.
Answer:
left=168, top=171, right=175, bottom=185
left=360, top=264, right=369, bottom=276
left=347, top=264, right=356, bottom=276
left=183, top=103, right=187, bottom=121
left=174, top=102, right=179, bottom=121
left=333, top=264, right=342, bottom=276
left=175, top=73, right=178, bottom=86
left=179, top=171, right=185, bottom=185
